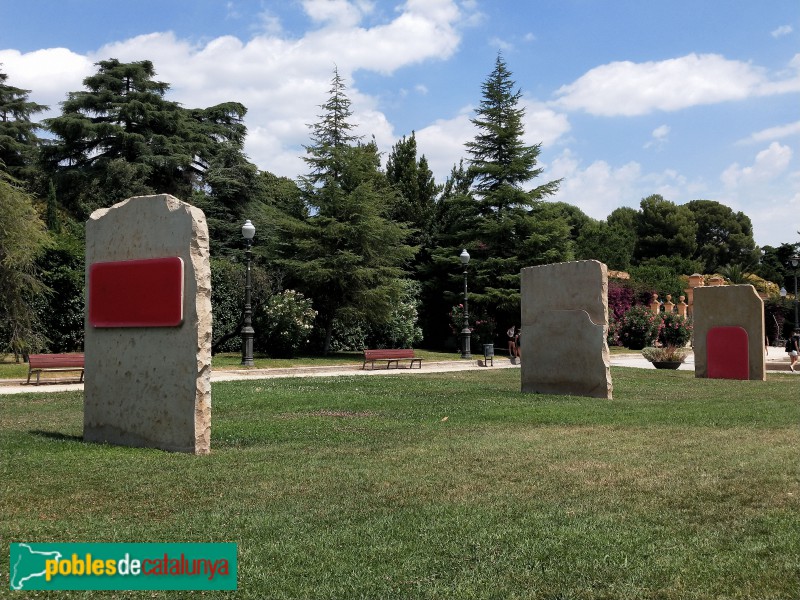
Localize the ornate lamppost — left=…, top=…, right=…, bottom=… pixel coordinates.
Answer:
left=791, top=255, right=799, bottom=328
left=459, top=248, right=471, bottom=359
left=240, top=219, right=256, bottom=366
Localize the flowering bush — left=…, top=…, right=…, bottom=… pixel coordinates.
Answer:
left=617, top=305, right=662, bottom=350
left=607, top=316, right=621, bottom=347
left=658, top=312, right=692, bottom=347
left=449, top=304, right=469, bottom=336
left=608, top=281, right=636, bottom=321
left=257, top=290, right=317, bottom=358
left=448, top=305, right=496, bottom=348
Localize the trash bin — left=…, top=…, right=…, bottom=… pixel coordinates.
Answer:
left=483, top=343, right=494, bottom=367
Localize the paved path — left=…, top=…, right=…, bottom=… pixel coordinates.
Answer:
left=0, top=352, right=793, bottom=395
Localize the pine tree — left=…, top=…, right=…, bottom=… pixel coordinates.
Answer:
left=385, top=132, right=439, bottom=249
left=285, top=69, right=415, bottom=354
left=42, top=59, right=247, bottom=217
left=45, top=179, right=60, bottom=233
left=466, top=54, right=560, bottom=212
left=431, top=54, right=567, bottom=334
left=0, top=70, right=47, bottom=181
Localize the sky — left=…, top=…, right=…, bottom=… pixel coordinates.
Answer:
left=1, top=0, right=799, bottom=247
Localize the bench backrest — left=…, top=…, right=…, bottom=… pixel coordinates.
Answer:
left=364, top=349, right=415, bottom=360
left=28, top=354, right=85, bottom=368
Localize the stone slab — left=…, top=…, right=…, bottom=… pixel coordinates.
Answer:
left=521, top=260, right=612, bottom=399
left=84, top=195, right=212, bottom=453
left=693, top=285, right=765, bottom=381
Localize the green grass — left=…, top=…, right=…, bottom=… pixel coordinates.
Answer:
left=2, top=367, right=799, bottom=599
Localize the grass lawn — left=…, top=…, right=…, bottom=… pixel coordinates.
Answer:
left=1, top=367, right=798, bottom=599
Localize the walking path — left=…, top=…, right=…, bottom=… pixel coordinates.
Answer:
left=0, top=351, right=793, bottom=395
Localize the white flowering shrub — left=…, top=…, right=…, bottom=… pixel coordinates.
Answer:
left=257, top=290, right=317, bottom=358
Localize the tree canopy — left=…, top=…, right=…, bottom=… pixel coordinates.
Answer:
left=0, top=69, right=47, bottom=181
left=0, top=56, right=795, bottom=355
left=42, top=59, right=247, bottom=218
left=281, top=69, right=415, bottom=354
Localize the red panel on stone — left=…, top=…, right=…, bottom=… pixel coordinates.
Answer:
left=707, top=326, right=749, bottom=380
left=89, top=257, right=184, bottom=327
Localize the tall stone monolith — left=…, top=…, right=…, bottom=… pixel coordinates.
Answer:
left=84, top=195, right=212, bottom=454
left=520, top=260, right=612, bottom=399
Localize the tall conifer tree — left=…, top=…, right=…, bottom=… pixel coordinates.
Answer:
left=430, top=54, right=568, bottom=337
left=42, top=59, right=247, bottom=217
left=284, top=69, right=414, bottom=354
left=0, top=70, right=47, bottom=181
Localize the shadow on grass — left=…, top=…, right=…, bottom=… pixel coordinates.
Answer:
left=29, top=430, right=83, bottom=443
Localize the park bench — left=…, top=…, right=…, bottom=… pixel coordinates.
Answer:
left=26, top=353, right=85, bottom=385
left=362, top=349, right=422, bottom=370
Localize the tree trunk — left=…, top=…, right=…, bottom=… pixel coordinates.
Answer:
left=322, top=313, right=336, bottom=356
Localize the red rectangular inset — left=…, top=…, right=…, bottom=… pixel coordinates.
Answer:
left=89, top=257, right=184, bottom=327
left=707, top=326, right=749, bottom=380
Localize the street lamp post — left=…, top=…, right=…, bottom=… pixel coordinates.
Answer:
left=459, top=249, right=471, bottom=359
left=791, top=255, right=799, bottom=328
left=240, top=219, right=256, bottom=366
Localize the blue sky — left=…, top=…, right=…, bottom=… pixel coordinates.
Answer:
left=1, top=0, right=798, bottom=247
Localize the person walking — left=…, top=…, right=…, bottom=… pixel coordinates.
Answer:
left=788, top=330, right=800, bottom=372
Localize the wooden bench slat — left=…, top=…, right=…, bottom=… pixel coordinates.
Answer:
left=27, top=353, right=85, bottom=385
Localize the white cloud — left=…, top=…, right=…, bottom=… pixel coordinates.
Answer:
left=547, top=150, right=643, bottom=218
left=721, top=142, right=793, bottom=188
left=302, top=0, right=370, bottom=28
left=644, top=124, right=670, bottom=149
left=0, top=0, right=467, bottom=177
left=415, top=109, right=474, bottom=180
left=521, top=98, right=571, bottom=147
left=0, top=48, right=93, bottom=112
left=738, top=120, right=800, bottom=145
left=554, top=53, right=800, bottom=116
left=489, top=36, right=513, bottom=52
left=771, top=25, right=793, bottom=38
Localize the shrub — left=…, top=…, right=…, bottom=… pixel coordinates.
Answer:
left=366, top=279, right=424, bottom=349
left=658, top=312, right=692, bottom=347
left=257, top=290, right=316, bottom=358
left=617, top=305, right=662, bottom=350
left=608, top=281, right=636, bottom=321
left=210, top=259, right=273, bottom=353
left=319, top=280, right=424, bottom=352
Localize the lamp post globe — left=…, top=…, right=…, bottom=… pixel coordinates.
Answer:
left=240, top=220, right=256, bottom=367
left=459, top=249, right=471, bottom=359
